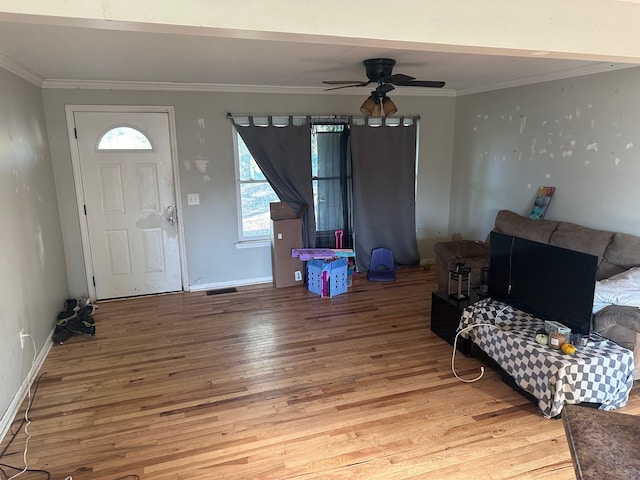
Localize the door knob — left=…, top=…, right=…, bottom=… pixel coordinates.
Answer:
left=166, top=205, right=176, bottom=225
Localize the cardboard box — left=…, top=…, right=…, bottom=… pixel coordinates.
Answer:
left=271, top=218, right=303, bottom=288
left=270, top=202, right=308, bottom=288
left=544, top=320, right=571, bottom=337
left=270, top=202, right=300, bottom=220
left=307, top=257, right=348, bottom=297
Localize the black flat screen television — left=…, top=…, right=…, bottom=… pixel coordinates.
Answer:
left=488, top=231, right=598, bottom=335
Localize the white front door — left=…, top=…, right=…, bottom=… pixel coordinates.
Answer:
left=71, top=110, right=182, bottom=299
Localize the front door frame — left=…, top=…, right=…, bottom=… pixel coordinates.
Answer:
left=65, top=105, right=188, bottom=300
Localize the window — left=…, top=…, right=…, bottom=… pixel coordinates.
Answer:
left=312, top=124, right=352, bottom=248
left=234, top=123, right=352, bottom=247
left=235, top=131, right=279, bottom=241
left=97, top=125, right=153, bottom=151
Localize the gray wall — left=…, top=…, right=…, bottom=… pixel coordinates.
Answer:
left=42, top=89, right=456, bottom=296
left=450, top=66, right=640, bottom=241
left=0, top=68, right=67, bottom=430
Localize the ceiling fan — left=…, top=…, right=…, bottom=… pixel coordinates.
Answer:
left=323, top=58, right=445, bottom=117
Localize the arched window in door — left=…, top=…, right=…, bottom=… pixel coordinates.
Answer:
left=97, top=125, right=153, bottom=151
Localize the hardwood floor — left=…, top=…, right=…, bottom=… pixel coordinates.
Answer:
left=2, top=268, right=639, bottom=479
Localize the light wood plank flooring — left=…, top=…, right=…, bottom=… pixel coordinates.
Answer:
left=2, top=268, right=639, bottom=479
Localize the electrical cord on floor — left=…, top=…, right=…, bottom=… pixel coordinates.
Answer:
left=4, top=334, right=38, bottom=480
left=0, top=368, right=138, bottom=480
left=0, top=338, right=140, bottom=480
left=0, top=371, right=48, bottom=480
left=451, top=323, right=495, bottom=383
left=0, top=373, right=45, bottom=460
left=451, top=303, right=510, bottom=383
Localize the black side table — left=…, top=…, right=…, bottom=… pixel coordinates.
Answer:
left=430, top=290, right=480, bottom=355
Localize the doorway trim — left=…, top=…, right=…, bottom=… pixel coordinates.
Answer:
left=65, top=105, right=189, bottom=300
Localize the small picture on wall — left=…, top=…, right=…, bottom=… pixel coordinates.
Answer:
left=529, top=186, right=555, bottom=220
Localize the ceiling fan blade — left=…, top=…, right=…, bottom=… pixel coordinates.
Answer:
left=322, top=80, right=369, bottom=85
left=382, top=73, right=415, bottom=84
left=394, top=80, right=446, bottom=88
left=323, top=58, right=447, bottom=92
left=376, top=83, right=395, bottom=94
left=324, top=82, right=372, bottom=91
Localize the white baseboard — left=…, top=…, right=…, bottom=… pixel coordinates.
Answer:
left=190, top=276, right=273, bottom=292
left=0, top=334, right=53, bottom=443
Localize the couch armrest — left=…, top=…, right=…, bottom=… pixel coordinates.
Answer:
left=433, top=240, right=489, bottom=293
left=592, top=305, right=640, bottom=349
left=593, top=305, right=640, bottom=380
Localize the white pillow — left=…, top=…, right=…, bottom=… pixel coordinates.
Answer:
left=593, top=266, right=640, bottom=313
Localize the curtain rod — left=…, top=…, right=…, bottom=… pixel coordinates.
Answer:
left=226, top=113, right=421, bottom=123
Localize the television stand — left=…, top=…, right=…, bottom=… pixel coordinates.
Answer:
left=430, top=291, right=480, bottom=355
left=460, top=298, right=634, bottom=418
left=468, top=342, right=600, bottom=417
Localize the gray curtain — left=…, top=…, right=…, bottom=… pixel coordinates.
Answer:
left=234, top=116, right=316, bottom=247
left=350, top=119, right=420, bottom=271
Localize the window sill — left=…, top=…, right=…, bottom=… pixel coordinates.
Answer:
left=235, top=239, right=271, bottom=249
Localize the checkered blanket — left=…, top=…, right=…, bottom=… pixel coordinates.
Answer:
left=459, top=298, right=634, bottom=418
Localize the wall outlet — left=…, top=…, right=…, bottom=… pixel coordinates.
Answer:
left=294, top=270, right=302, bottom=281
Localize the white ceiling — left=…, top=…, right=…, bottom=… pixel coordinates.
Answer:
left=0, top=11, right=635, bottom=96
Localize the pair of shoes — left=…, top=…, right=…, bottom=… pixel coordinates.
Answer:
left=52, top=299, right=96, bottom=344
left=56, top=297, right=91, bottom=323
left=66, top=304, right=96, bottom=337
left=52, top=325, right=75, bottom=344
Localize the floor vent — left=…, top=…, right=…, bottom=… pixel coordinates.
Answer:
left=206, top=287, right=238, bottom=296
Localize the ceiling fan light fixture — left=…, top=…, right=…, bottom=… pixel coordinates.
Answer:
left=382, top=97, right=397, bottom=116
left=360, top=95, right=376, bottom=115
left=371, top=101, right=382, bottom=117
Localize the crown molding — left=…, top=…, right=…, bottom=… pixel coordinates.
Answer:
left=0, top=55, right=43, bottom=87
left=457, top=62, right=638, bottom=96
left=13, top=62, right=638, bottom=97
left=41, top=78, right=458, bottom=96
left=41, top=79, right=321, bottom=93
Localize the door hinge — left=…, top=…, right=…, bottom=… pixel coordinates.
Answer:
left=83, top=204, right=87, bottom=215
left=74, top=127, right=78, bottom=139
left=92, top=276, right=96, bottom=287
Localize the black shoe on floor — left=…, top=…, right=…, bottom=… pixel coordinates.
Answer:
left=52, top=327, right=75, bottom=344
left=63, top=298, right=79, bottom=311
left=76, top=304, right=96, bottom=319
left=65, top=317, right=96, bottom=337
left=56, top=309, right=77, bottom=323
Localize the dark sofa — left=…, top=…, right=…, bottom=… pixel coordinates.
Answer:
left=434, top=209, right=640, bottom=378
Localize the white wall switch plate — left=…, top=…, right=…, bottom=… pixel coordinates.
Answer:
left=294, top=271, right=302, bottom=281
left=187, top=193, right=200, bottom=205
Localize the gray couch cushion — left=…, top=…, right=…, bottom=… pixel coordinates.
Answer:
left=593, top=305, right=640, bottom=379
left=604, top=232, right=640, bottom=268
left=598, top=232, right=640, bottom=279
left=593, top=305, right=640, bottom=351
left=494, top=210, right=559, bottom=244
left=548, top=222, right=613, bottom=263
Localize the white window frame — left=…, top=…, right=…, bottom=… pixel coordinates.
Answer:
left=232, top=127, right=278, bottom=245
left=96, top=124, right=154, bottom=151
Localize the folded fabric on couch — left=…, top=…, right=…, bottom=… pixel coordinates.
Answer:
left=593, top=266, right=640, bottom=313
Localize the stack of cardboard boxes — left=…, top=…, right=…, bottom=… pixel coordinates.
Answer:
left=270, top=202, right=305, bottom=288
